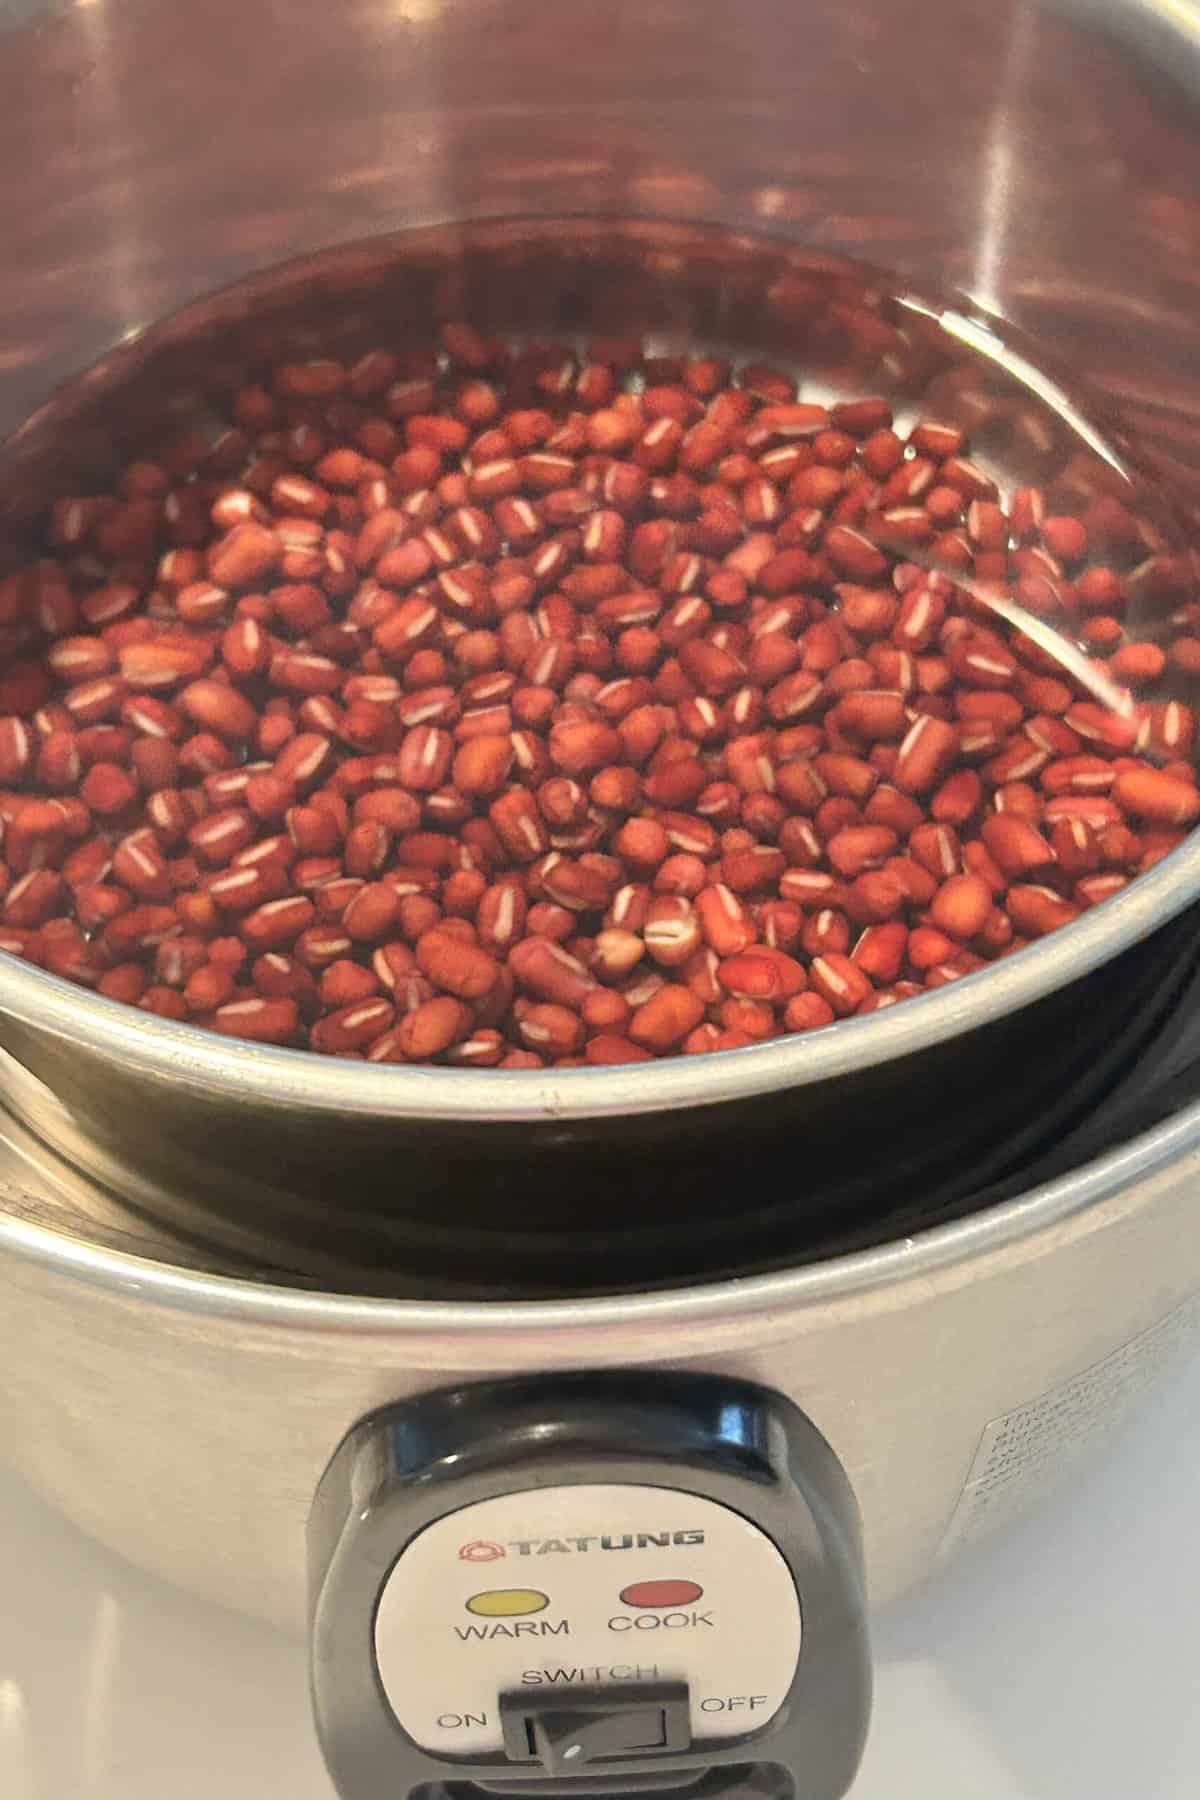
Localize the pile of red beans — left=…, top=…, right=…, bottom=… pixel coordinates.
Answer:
left=0, top=324, right=1197, bottom=1067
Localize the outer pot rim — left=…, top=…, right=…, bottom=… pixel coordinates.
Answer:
left=0, top=1083, right=1196, bottom=1346
left=1, top=830, right=1198, bottom=1125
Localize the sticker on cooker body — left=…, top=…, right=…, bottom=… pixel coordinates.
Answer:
left=374, top=1483, right=803, bottom=1755
left=939, top=1290, right=1200, bottom=1558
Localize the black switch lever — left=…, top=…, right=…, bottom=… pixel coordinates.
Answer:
left=501, top=1684, right=691, bottom=1774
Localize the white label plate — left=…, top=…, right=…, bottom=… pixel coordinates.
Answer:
left=374, top=1482, right=802, bottom=1755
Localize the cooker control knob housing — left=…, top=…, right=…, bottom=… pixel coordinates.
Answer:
left=309, top=1373, right=870, bottom=1800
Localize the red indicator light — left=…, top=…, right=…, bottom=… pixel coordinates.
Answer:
left=619, top=1579, right=704, bottom=1608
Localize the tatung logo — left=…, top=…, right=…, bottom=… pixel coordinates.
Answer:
left=456, top=1529, right=706, bottom=1557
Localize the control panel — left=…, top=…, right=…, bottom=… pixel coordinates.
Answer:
left=374, top=1483, right=802, bottom=1755
left=309, top=1372, right=870, bottom=1800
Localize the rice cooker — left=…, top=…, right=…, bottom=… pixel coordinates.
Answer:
left=0, top=1, right=1199, bottom=1797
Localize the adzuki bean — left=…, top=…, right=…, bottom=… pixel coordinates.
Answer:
left=0, top=322, right=1195, bottom=1065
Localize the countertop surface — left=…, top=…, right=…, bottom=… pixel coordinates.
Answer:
left=2, top=1351, right=1199, bottom=1800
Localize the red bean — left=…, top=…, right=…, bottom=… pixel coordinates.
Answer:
left=981, top=814, right=1056, bottom=879
left=930, top=874, right=992, bottom=940
left=627, top=983, right=704, bottom=1051
left=808, top=953, right=873, bottom=1017
left=212, top=995, right=298, bottom=1043
left=1113, top=766, right=1200, bottom=826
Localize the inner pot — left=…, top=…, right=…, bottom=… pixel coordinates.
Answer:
left=1, top=215, right=1199, bottom=1293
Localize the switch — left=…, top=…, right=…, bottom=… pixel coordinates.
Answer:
left=500, top=1683, right=691, bottom=1773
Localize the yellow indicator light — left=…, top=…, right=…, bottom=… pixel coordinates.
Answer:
left=465, top=1589, right=550, bottom=1618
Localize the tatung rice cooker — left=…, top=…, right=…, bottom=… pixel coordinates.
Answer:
left=1, top=2, right=1200, bottom=1798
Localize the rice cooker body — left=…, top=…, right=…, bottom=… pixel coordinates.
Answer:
left=1, top=1100, right=1197, bottom=1635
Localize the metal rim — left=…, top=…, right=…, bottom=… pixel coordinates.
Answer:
left=0, top=828, right=1198, bottom=1120
left=0, top=1080, right=1195, bottom=1349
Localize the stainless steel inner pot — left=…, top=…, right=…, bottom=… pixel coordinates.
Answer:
left=0, top=0, right=1199, bottom=1782
left=0, top=210, right=1198, bottom=1292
